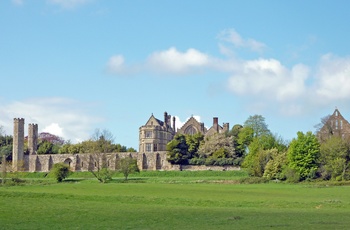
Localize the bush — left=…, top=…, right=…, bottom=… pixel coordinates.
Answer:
left=239, top=177, right=269, bottom=184
left=50, top=163, right=71, bottom=182
left=189, top=157, right=206, bottom=165
left=283, top=167, right=300, bottom=183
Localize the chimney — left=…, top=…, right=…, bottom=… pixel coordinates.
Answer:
left=173, top=116, right=176, bottom=132
left=213, top=117, right=219, bottom=132
left=164, top=112, right=168, bottom=126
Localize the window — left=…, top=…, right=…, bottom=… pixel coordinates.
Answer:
left=335, top=120, right=339, bottom=130
left=153, top=144, right=158, bottom=152
left=146, top=143, right=152, bottom=152
left=145, top=131, right=152, bottom=138
left=340, top=120, right=343, bottom=129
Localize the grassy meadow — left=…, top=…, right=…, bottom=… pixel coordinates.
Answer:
left=1, top=171, right=350, bottom=229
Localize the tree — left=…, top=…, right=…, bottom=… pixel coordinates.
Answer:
left=166, top=134, right=189, bottom=164
left=287, top=131, right=320, bottom=181
left=119, top=157, right=139, bottom=180
left=186, top=132, right=204, bottom=158
left=88, top=129, right=115, bottom=183
left=50, top=163, right=71, bottom=182
left=241, top=133, right=287, bottom=177
left=198, top=133, right=235, bottom=158
left=37, top=141, right=54, bottom=154
left=319, top=136, right=350, bottom=180
left=244, top=115, right=271, bottom=138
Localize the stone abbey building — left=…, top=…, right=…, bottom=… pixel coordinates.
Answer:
left=317, top=108, right=350, bottom=142
left=139, top=112, right=229, bottom=154
left=12, top=112, right=230, bottom=172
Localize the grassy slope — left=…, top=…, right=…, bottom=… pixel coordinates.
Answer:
left=1, top=178, right=350, bottom=230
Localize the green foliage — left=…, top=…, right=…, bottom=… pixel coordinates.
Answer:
left=37, top=141, right=59, bottom=154
left=244, top=115, right=271, bottom=138
left=186, top=133, right=204, bottom=158
left=50, top=163, right=71, bottom=182
left=283, top=167, right=300, bottom=183
left=166, top=134, right=190, bottom=164
left=239, top=177, right=269, bottom=184
left=263, top=151, right=287, bottom=180
left=119, top=157, right=139, bottom=180
left=287, top=131, right=320, bottom=181
left=242, top=132, right=288, bottom=178
left=319, top=136, right=350, bottom=180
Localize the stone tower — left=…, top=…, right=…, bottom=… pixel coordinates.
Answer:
left=28, top=123, right=38, bottom=155
left=12, top=118, right=25, bottom=171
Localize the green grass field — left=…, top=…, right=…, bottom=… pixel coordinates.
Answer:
left=1, top=171, right=350, bottom=229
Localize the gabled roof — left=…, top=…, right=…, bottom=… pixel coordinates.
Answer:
left=144, top=114, right=164, bottom=127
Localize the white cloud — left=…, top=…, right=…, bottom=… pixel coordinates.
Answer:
left=147, top=47, right=210, bottom=74
left=107, top=55, right=125, bottom=74
left=218, top=29, right=266, bottom=53
left=105, top=28, right=350, bottom=117
left=47, top=0, right=93, bottom=9
left=227, top=59, right=309, bottom=102
left=315, top=54, right=350, bottom=102
left=43, top=123, right=64, bottom=137
left=0, top=97, right=103, bottom=143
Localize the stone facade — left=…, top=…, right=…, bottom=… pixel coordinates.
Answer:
left=28, top=123, right=38, bottom=155
left=12, top=118, right=24, bottom=171
left=317, top=108, right=350, bottom=142
left=12, top=114, right=231, bottom=172
left=21, top=152, right=174, bottom=172
left=139, top=112, right=176, bottom=153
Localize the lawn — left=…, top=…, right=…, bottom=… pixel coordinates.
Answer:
left=1, top=172, right=350, bottom=229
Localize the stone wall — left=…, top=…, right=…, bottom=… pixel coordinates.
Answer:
left=22, top=151, right=173, bottom=172
left=20, top=151, right=237, bottom=172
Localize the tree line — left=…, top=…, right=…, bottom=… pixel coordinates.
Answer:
left=166, top=115, right=350, bottom=182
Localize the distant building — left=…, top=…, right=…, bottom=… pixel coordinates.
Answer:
left=139, top=112, right=229, bottom=152
left=317, top=108, right=350, bottom=142
left=139, top=112, right=176, bottom=153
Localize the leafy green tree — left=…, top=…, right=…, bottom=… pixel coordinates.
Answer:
left=37, top=141, right=54, bottom=154
left=119, top=157, right=139, bottom=180
left=242, top=133, right=287, bottom=177
left=166, top=134, right=189, bottom=164
left=244, top=115, right=271, bottom=138
left=50, top=163, right=71, bottom=182
left=288, top=131, right=320, bottom=181
left=319, top=136, right=350, bottom=180
left=263, top=150, right=287, bottom=180
left=126, top=147, right=137, bottom=152
left=236, top=126, right=254, bottom=156
left=0, top=132, right=13, bottom=162
left=186, top=133, right=204, bottom=158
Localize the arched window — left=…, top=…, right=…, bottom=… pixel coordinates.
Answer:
left=184, top=125, right=197, bottom=135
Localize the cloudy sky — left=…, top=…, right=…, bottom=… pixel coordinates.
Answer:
left=1, top=0, right=350, bottom=148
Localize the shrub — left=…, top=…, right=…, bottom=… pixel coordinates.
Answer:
left=239, top=177, right=269, bottom=184
left=50, top=163, right=71, bottom=182
left=283, top=167, right=300, bottom=183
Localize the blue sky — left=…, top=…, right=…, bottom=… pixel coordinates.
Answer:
left=1, top=0, right=350, bottom=149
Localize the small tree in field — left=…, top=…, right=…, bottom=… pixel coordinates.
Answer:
left=119, top=157, right=139, bottom=180
left=51, top=163, right=71, bottom=182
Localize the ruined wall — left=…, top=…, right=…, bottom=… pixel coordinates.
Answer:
left=22, top=151, right=173, bottom=172
left=21, top=151, right=239, bottom=172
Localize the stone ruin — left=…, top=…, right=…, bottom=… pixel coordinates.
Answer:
left=11, top=118, right=173, bottom=172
